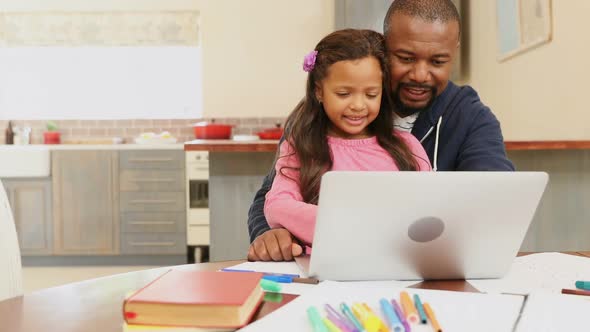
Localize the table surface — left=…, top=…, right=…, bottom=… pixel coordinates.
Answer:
left=2, top=252, right=589, bottom=332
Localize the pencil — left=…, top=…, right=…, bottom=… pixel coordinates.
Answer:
left=293, top=277, right=320, bottom=284
left=562, top=288, right=590, bottom=296
left=423, top=303, right=442, bottom=332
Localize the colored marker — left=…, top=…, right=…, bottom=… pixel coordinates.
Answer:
left=361, top=303, right=389, bottom=332
left=340, top=303, right=365, bottom=332
left=423, top=303, right=442, bottom=332
left=325, top=304, right=357, bottom=332
left=400, top=292, right=419, bottom=323
left=413, top=294, right=428, bottom=324
left=575, top=280, right=590, bottom=291
left=262, top=275, right=293, bottom=283
left=380, top=298, right=404, bottom=332
left=259, top=279, right=282, bottom=293
left=562, top=288, right=590, bottom=297
left=323, top=317, right=344, bottom=332
left=307, top=306, right=329, bottom=332
left=391, top=299, right=411, bottom=332
left=352, top=303, right=382, bottom=332
left=220, top=268, right=300, bottom=278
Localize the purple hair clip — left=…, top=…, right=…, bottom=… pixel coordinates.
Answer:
left=302, top=50, right=318, bottom=72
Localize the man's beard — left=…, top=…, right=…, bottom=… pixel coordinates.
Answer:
left=392, top=82, right=437, bottom=117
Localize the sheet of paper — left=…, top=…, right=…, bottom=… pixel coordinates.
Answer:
left=239, top=280, right=524, bottom=332
left=223, top=261, right=315, bottom=295
left=224, top=262, right=417, bottom=295
left=469, top=252, right=590, bottom=295
left=515, top=292, right=590, bottom=331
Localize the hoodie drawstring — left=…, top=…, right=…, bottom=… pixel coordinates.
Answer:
left=419, top=116, right=443, bottom=172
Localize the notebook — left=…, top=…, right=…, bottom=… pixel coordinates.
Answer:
left=239, top=280, right=525, bottom=332
left=123, top=270, right=264, bottom=329
left=515, top=292, right=590, bottom=331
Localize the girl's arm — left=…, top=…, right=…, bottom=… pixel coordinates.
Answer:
left=264, top=141, right=317, bottom=245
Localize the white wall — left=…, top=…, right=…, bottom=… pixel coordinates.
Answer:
left=466, top=1, right=590, bottom=141
left=0, top=0, right=335, bottom=119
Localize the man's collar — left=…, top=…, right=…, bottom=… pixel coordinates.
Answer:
left=412, top=81, right=459, bottom=138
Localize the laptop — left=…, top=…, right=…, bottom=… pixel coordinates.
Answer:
left=296, top=171, right=548, bottom=281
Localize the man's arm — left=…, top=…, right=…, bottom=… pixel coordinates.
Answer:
left=456, top=106, right=515, bottom=171
left=247, top=168, right=275, bottom=243
left=246, top=152, right=303, bottom=261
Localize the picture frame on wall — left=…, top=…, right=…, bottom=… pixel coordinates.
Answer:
left=496, top=0, right=552, bottom=61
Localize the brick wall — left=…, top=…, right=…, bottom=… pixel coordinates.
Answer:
left=0, top=118, right=285, bottom=144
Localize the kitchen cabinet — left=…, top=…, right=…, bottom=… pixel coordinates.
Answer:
left=208, top=152, right=276, bottom=261
left=119, top=150, right=186, bottom=255
left=2, top=178, right=52, bottom=255
left=51, top=150, right=119, bottom=255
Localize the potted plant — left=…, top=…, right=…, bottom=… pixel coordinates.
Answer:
left=43, top=121, right=61, bottom=144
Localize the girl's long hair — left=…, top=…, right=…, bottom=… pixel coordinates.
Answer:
left=282, top=29, right=418, bottom=204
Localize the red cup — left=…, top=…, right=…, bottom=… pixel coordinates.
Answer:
left=43, top=131, right=61, bottom=144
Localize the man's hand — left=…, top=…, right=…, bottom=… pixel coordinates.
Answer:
left=247, top=228, right=303, bottom=261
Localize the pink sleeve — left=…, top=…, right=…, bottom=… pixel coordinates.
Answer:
left=264, top=141, right=318, bottom=245
left=395, top=131, right=433, bottom=171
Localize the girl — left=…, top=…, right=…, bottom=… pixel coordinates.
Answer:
left=264, top=29, right=431, bottom=246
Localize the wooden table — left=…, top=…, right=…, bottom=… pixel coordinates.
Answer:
left=2, top=253, right=590, bottom=332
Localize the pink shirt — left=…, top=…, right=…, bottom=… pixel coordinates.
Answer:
left=264, top=131, right=432, bottom=245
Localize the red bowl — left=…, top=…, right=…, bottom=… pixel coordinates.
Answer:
left=193, top=123, right=233, bottom=139
left=256, top=129, right=284, bottom=140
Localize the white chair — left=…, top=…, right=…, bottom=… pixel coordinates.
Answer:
left=0, top=180, right=23, bottom=301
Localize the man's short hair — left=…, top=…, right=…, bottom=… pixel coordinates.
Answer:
left=383, top=0, right=461, bottom=38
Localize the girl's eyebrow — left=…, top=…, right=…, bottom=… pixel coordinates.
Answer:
left=332, top=85, right=382, bottom=90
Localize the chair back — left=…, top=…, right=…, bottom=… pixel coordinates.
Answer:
left=0, top=180, right=23, bottom=301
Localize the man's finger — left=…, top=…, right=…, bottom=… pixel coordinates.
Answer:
left=265, top=233, right=284, bottom=261
left=247, top=245, right=260, bottom=261
left=274, top=229, right=294, bottom=261
left=291, top=243, right=303, bottom=257
left=253, top=237, right=272, bottom=261
left=277, top=235, right=293, bottom=261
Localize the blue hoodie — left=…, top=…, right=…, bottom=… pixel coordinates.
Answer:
left=247, top=82, right=514, bottom=242
left=411, top=81, right=514, bottom=171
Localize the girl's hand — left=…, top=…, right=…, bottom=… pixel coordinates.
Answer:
left=247, top=228, right=303, bottom=261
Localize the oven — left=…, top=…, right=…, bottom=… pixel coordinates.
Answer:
left=186, top=151, right=209, bottom=262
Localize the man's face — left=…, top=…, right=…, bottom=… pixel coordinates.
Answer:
left=386, top=13, right=460, bottom=116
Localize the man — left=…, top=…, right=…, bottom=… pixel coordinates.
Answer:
left=247, top=0, right=515, bottom=261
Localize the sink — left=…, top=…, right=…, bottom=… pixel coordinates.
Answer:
left=0, top=146, right=51, bottom=178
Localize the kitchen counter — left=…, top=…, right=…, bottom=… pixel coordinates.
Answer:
left=0, top=144, right=184, bottom=150
left=184, top=139, right=279, bottom=152
left=184, top=139, right=277, bottom=261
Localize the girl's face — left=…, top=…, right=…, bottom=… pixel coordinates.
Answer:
left=315, top=56, right=383, bottom=139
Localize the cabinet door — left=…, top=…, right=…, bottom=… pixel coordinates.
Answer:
left=52, top=151, right=119, bottom=255
left=2, top=179, right=53, bottom=255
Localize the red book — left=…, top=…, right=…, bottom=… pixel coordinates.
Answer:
left=123, top=270, right=264, bottom=329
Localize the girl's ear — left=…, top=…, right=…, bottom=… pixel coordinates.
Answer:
left=315, top=84, right=323, bottom=103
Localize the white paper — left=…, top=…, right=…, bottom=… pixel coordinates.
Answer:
left=224, top=262, right=417, bottom=295
left=223, top=261, right=316, bottom=295
left=227, top=261, right=305, bottom=276
left=239, top=280, right=524, bottom=332
left=469, top=253, right=590, bottom=295
left=515, top=292, right=590, bottom=332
